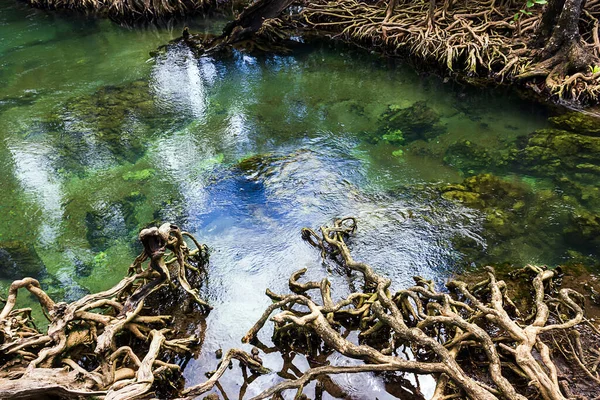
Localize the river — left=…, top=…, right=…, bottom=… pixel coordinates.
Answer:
left=1, top=1, right=598, bottom=398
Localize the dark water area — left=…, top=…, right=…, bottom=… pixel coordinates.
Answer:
left=1, top=0, right=600, bottom=398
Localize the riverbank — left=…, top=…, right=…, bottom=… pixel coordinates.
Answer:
left=22, top=0, right=600, bottom=107
left=292, top=0, right=600, bottom=107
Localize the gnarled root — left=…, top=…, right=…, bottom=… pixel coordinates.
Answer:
left=0, top=223, right=213, bottom=399
left=298, top=0, right=600, bottom=104
left=243, top=218, right=598, bottom=400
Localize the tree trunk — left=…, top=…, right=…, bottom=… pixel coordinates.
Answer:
left=540, top=0, right=584, bottom=56
left=538, top=0, right=566, bottom=39
left=221, top=0, right=296, bottom=41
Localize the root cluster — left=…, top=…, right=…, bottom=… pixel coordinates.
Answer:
left=2, top=219, right=599, bottom=399
left=243, top=218, right=600, bottom=400
left=297, top=0, right=600, bottom=104
left=26, top=0, right=212, bottom=21
left=0, top=223, right=268, bottom=399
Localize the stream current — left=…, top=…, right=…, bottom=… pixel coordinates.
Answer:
left=1, top=1, right=599, bottom=398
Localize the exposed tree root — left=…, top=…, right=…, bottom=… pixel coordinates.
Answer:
left=24, top=0, right=218, bottom=22
left=243, top=217, right=599, bottom=399
left=293, top=0, right=600, bottom=104
left=2, top=219, right=598, bottom=399
left=0, top=223, right=268, bottom=399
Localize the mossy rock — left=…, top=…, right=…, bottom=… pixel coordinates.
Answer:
left=440, top=173, right=532, bottom=210
left=440, top=173, right=572, bottom=264
left=444, top=140, right=507, bottom=174
left=377, top=101, right=447, bottom=144
left=236, top=150, right=310, bottom=180
left=237, top=153, right=281, bottom=179
left=510, top=128, right=600, bottom=177
left=49, top=79, right=165, bottom=169
left=564, top=210, right=600, bottom=252
left=549, top=112, right=600, bottom=136
left=85, top=199, right=141, bottom=252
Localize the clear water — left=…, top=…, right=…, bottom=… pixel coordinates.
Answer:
left=1, top=1, right=596, bottom=398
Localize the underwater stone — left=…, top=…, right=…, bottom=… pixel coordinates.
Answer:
left=564, top=210, right=600, bottom=252
left=440, top=173, right=532, bottom=210
left=549, top=112, right=600, bottom=136
left=54, top=79, right=162, bottom=165
left=85, top=203, right=133, bottom=252
left=444, top=140, right=499, bottom=174
left=0, top=241, right=44, bottom=279
left=439, top=173, right=572, bottom=263
left=236, top=151, right=310, bottom=180
left=237, top=153, right=280, bottom=179
left=378, top=101, right=447, bottom=143
left=510, top=128, right=600, bottom=176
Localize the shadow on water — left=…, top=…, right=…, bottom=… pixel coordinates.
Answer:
left=1, top=3, right=600, bottom=397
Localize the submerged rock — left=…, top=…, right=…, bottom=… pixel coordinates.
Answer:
left=0, top=241, right=45, bottom=279
left=439, top=173, right=571, bottom=263
left=237, top=153, right=282, bottom=179
left=549, top=111, right=600, bottom=136
left=509, top=128, right=600, bottom=178
left=236, top=150, right=311, bottom=180
left=444, top=140, right=508, bottom=174
left=84, top=195, right=144, bottom=252
left=369, top=101, right=447, bottom=145
left=564, top=210, right=600, bottom=254
left=46, top=80, right=166, bottom=173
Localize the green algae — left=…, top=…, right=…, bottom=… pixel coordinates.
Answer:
left=440, top=173, right=574, bottom=264
left=549, top=111, right=600, bottom=136
left=123, top=168, right=156, bottom=181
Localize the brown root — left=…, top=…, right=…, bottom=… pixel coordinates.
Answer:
left=243, top=218, right=599, bottom=400
left=0, top=223, right=267, bottom=399
left=25, top=0, right=216, bottom=22
left=294, top=0, right=600, bottom=104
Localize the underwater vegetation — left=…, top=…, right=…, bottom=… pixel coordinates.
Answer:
left=363, top=100, right=600, bottom=267
left=364, top=100, right=447, bottom=146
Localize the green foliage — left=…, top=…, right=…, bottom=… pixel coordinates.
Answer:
left=392, top=149, right=404, bottom=157
left=589, top=65, right=600, bottom=74
left=382, top=129, right=405, bottom=145
left=513, top=0, right=546, bottom=21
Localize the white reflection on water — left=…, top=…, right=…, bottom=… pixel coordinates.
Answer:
left=151, top=44, right=210, bottom=119
left=9, top=141, right=63, bottom=247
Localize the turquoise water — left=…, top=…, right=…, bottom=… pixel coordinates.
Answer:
left=1, top=1, right=598, bottom=398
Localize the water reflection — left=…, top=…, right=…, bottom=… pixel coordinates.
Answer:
left=152, top=44, right=212, bottom=118
left=9, top=141, right=63, bottom=246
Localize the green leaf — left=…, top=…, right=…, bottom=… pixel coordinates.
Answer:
left=526, top=0, right=534, bottom=7
left=534, top=0, right=548, bottom=4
